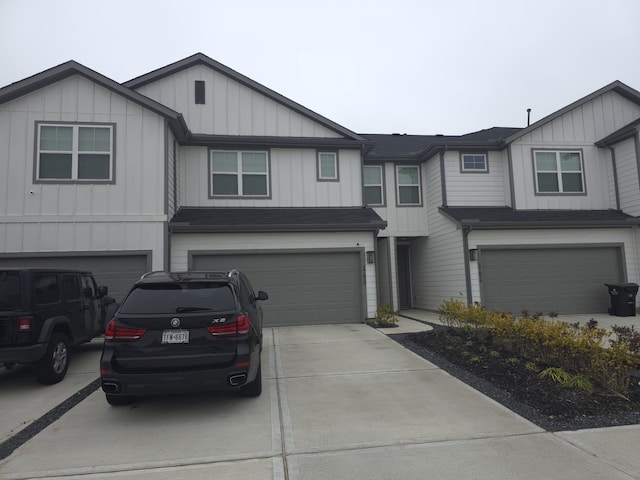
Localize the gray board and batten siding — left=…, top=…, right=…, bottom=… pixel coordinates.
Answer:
left=191, top=251, right=363, bottom=327
left=478, top=246, right=624, bottom=314
left=0, top=253, right=150, bottom=302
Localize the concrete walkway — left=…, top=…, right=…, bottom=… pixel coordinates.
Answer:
left=1, top=323, right=639, bottom=479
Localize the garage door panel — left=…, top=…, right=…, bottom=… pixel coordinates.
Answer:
left=192, top=252, right=362, bottom=327
left=480, top=247, right=622, bottom=314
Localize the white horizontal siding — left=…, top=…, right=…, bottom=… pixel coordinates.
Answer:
left=510, top=91, right=640, bottom=210
left=374, top=162, right=429, bottom=237
left=134, top=65, right=343, bottom=138
left=0, top=75, right=167, bottom=218
left=178, top=146, right=363, bottom=207
left=170, top=231, right=378, bottom=318
left=468, top=228, right=640, bottom=305
left=410, top=157, right=466, bottom=310
left=0, top=220, right=165, bottom=270
left=613, top=137, right=640, bottom=216
left=445, top=151, right=509, bottom=206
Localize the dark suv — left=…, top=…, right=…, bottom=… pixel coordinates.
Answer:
left=0, top=268, right=110, bottom=384
left=100, top=270, right=268, bottom=405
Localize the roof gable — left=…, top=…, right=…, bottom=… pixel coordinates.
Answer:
left=505, top=81, right=640, bottom=144
left=0, top=60, right=188, bottom=139
left=124, top=53, right=366, bottom=142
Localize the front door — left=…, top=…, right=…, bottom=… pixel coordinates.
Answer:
left=397, top=245, right=412, bottom=309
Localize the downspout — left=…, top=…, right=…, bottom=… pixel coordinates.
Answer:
left=605, top=146, right=621, bottom=211
left=462, top=225, right=473, bottom=305
left=167, top=138, right=178, bottom=271
left=439, top=150, right=447, bottom=206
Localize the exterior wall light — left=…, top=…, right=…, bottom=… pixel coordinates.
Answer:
left=469, top=249, right=478, bottom=261
left=366, top=251, right=376, bottom=264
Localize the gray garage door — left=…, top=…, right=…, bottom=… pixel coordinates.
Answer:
left=480, top=247, right=624, bottom=314
left=0, top=254, right=148, bottom=302
left=192, top=252, right=362, bottom=327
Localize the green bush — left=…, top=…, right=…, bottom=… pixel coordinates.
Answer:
left=373, top=304, right=399, bottom=328
left=438, top=299, right=640, bottom=398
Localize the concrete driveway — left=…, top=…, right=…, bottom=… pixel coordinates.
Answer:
left=1, top=324, right=639, bottom=479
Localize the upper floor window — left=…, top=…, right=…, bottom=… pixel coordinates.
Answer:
left=317, top=151, right=338, bottom=181
left=211, top=150, right=269, bottom=197
left=36, top=123, right=113, bottom=182
left=363, top=165, right=384, bottom=206
left=534, top=150, right=584, bottom=193
left=396, top=165, right=421, bottom=205
left=461, top=153, right=488, bottom=172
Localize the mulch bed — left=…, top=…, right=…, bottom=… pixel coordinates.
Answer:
left=389, top=325, right=640, bottom=431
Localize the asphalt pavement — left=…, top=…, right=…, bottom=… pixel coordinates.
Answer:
left=0, top=319, right=639, bottom=479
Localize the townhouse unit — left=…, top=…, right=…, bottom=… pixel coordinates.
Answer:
left=1, top=53, right=639, bottom=324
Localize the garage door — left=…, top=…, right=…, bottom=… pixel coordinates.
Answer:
left=480, top=247, right=624, bottom=314
left=192, top=252, right=362, bottom=327
left=0, top=254, right=148, bottom=302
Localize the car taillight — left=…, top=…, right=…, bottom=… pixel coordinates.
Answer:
left=207, top=315, right=250, bottom=336
left=104, top=319, right=146, bottom=341
left=17, top=316, right=32, bottom=332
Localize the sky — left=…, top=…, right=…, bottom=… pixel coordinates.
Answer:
left=1, top=0, right=639, bottom=135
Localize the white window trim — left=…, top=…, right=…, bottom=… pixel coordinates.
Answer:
left=396, top=165, right=422, bottom=206
left=363, top=165, right=384, bottom=206
left=461, top=153, right=488, bottom=172
left=317, top=151, right=339, bottom=181
left=533, top=150, right=585, bottom=194
left=210, top=150, right=270, bottom=197
left=35, top=123, right=114, bottom=183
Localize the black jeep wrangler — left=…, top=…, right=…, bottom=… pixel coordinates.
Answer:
left=0, top=268, right=111, bottom=384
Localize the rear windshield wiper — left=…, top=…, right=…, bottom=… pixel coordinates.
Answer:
left=175, top=306, right=212, bottom=313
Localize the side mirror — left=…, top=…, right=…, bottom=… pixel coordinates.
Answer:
left=257, top=291, right=269, bottom=301
left=97, top=286, right=109, bottom=298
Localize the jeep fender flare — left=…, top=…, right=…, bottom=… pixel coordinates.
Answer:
left=37, top=316, right=75, bottom=344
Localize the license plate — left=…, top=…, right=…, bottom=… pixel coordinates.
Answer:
left=162, top=329, right=189, bottom=344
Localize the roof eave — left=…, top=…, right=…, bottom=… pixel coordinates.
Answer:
left=169, top=222, right=387, bottom=234
left=457, top=220, right=640, bottom=229
left=184, top=134, right=373, bottom=150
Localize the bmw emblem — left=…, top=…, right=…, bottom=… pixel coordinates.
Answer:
left=170, top=318, right=181, bottom=328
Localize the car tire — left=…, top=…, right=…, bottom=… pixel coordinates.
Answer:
left=34, top=332, right=70, bottom=385
left=240, top=361, right=262, bottom=397
left=105, top=394, right=136, bottom=406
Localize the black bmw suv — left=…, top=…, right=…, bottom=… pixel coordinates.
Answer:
left=100, top=271, right=268, bottom=406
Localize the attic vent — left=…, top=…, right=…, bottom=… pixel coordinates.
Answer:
left=195, top=81, right=205, bottom=104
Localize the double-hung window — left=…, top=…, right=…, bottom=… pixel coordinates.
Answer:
left=317, top=151, right=338, bottom=181
left=36, top=123, right=113, bottom=182
left=363, top=165, right=384, bottom=205
left=534, top=150, right=584, bottom=193
left=396, top=165, right=421, bottom=205
left=461, top=153, right=488, bottom=172
left=211, top=150, right=269, bottom=197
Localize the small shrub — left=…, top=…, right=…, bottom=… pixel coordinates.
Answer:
left=563, top=374, right=594, bottom=393
left=438, top=300, right=640, bottom=396
left=540, top=367, right=571, bottom=384
left=525, top=362, right=539, bottom=372
left=506, top=357, right=520, bottom=365
left=372, top=304, right=399, bottom=328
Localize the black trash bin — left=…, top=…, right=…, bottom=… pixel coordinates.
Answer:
left=605, top=283, right=639, bottom=317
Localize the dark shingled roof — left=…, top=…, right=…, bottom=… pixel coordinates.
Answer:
left=169, top=207, right=387, bottom=233
left=362, top=127, right=522, bottom=160
left=439, top=207, right=640, bottom=229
